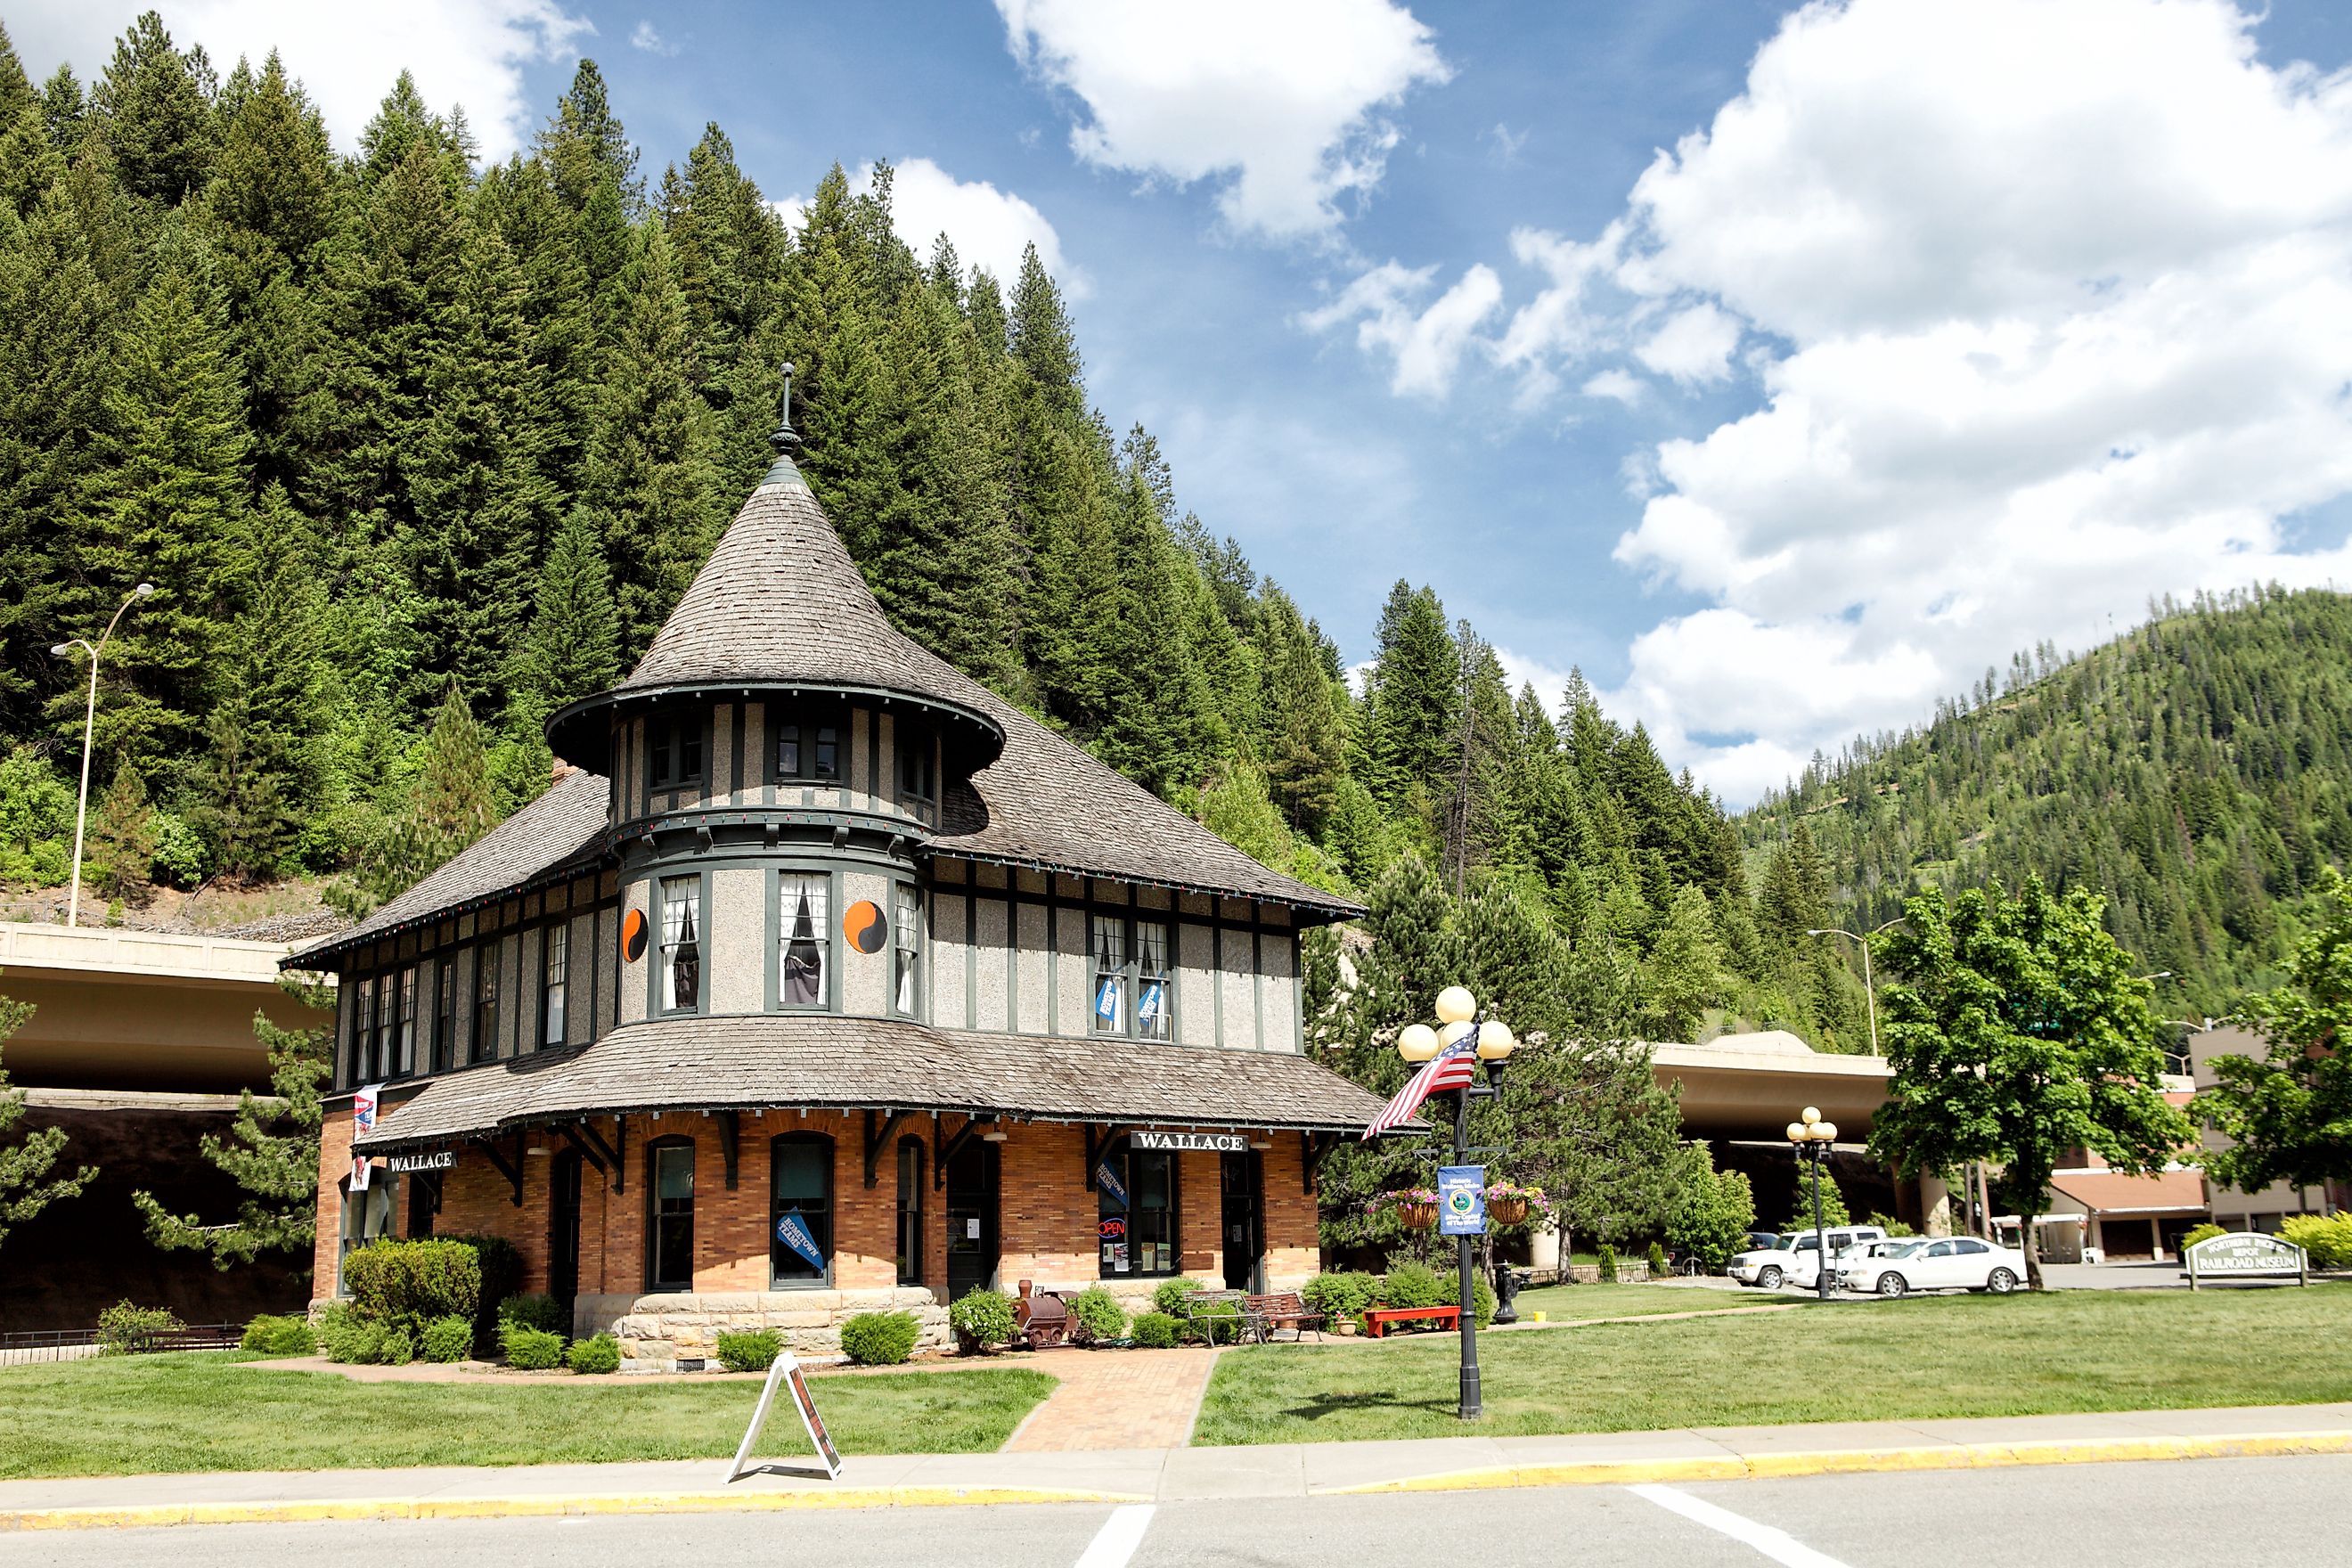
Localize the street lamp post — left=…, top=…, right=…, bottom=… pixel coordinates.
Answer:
left=50, top=583, right=153, bottom=928
left=1786, top=1107, right=1839, bottom=1301
left=1804, top=918, right=1904, bottom=1056
left=1396, top=984, right=1516, bottom=1420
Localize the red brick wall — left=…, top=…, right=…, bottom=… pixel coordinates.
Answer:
left=312, top=1107, right=351, bottom=1295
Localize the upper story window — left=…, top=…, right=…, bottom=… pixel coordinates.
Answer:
left=649, top=714, right=703, bottom=790
left=374, top=976, right=396, bottom=1077
left=773, top=704, right=843, bottom=784
left=1090, top=914, right=1172, bottom=1041
left=471, top=948, right=499, bottom=1064
left=432, top=961, right=455, bottom=1073
left=351, top=977, right=377, bottom=1082
left=542, top=925, right=568, bottom=1048
left=893, top=884, right=921, bottom=1017
left=395, top=968, right=417, bottom=1076
left=896, top=723, right=935, bottom=809
left=660, top=877, right=702, bottom=1014
left=780, top=871, right=829, bottom=1008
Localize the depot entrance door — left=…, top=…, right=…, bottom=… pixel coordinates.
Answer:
left=1221, top=1150, right=1263, bottom=1291
left=945, top=1139, right=1000, bottom=1301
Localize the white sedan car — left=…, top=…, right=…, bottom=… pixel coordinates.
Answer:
left=1841, top=1236, right=2028, bottom=1296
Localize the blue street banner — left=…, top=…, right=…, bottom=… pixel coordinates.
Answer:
left=1438, top=1165, right=1487, bottom=1237
left=1096, top=1161, right=1130, bottom=1207
left=1137, top=980, right=1165, bottom=1027
left=1094, top=977, right=1121, bottom=1025
left=774, top=1211, right=825, bottom=1271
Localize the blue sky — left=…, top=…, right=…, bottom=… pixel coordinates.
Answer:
left=20, top=0, right=2352, bottom=804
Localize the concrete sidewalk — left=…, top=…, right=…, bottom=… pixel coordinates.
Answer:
left=4, top=1402, right=2349, bottom=1531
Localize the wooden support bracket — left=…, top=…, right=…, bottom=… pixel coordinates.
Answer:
left=573, top=1119, right=622, bottom=1191
left=478, top=1134, right=524, bottom=1207
left=863, top=1108, right=914, bottom=1188
left=934, top=1115, right=990, bottom=1190
left=559, top=1123, right=609, bottom=1175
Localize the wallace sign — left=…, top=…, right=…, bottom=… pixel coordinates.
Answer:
left=1131, top=1131, right=1249, bottom=1153
left=2185, top=1230, right=2307, bottom=1288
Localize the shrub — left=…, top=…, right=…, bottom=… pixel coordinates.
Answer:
left=322, top=1309, right=414, bottom=1366
left=500, top=1323, right=565, bottom=1370
left=1302, top=1270, right=1379, bottom=1327
left=948, top=1288, right=1017, bottom=1352
left=240, top=1313, right=316, bottom=1358
left=2179, top=1221, right=2226, bottom=1252
left=2281, top=1213, right=2352, bottom=1270
left=497, top=1292, right=568, bottom=1336
left=1867, top=1213, right=1918, bottom=1237
left=1063, top=1286, right=1128, bottom=1343
left=715, top=1327, right=782, bottom=1373
left=148, top=811, right=207, bottom=889
left=447, top=1234, right=525, bottom=1352
left=342, top=1238, right=482, bottom=1339
left=1646, top=1241, right=1669, bottom=1276
left=1378, top=1262, right=1444, bottom=1310
left=1149, top=1277, right=1205, bottom=1317
left=839, top=1311, right=919, bottom=1366
left=1131, top=1311, right=1179, bottom=1348
left=95, top=1301, right=183, bottom=1356
left=568, top=1333, right=621, bottom=1375
left=420, top=1315, right=476, bottom=1363
left=1597, top=1243, right=1619, bottom=1283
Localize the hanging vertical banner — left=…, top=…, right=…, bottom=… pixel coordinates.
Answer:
left=353, top=1083, right=383, bottom=1135
left=1137, top=980, right=1165, bottom=1029
left=1438, top=1164, right=1487, bottom=1237
left=1094, top=978, right=1121, bottom=1026
left=349, top=1155, right=372, bottom=1190
left=1095, top=1161, right=1129, bottom=1207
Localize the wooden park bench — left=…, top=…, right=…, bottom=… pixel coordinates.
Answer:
left=1245, top=1292, right=1325, bottom=1343
left=1361, top=1304, right=1460, bottom=1338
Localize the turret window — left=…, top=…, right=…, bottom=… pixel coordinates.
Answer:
left=649, top=715, right=703, bottom=789
left=893, top=884, right=921, bottom=1017
left=897, top=723, right=935, bottom=808
left=780, top=871, right=830, bottom=1007
left=773, top=705, right=844, bottom=783
left=660, top=877, right=702, bottom=1014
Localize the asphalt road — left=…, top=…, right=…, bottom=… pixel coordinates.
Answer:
left=4, top=1455, right=2346, bottom=1568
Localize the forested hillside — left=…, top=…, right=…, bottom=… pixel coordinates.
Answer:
left=1741, top=586, right=2352, bottom=1016
left=0, top=13, right=1867, bottom=1049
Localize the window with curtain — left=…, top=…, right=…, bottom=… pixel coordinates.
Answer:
left=353, top=979, right=377, bottom=1082
left=895, top=1139, right=924, bottom=1285
left=542, top=925, right=568, bottom=1047
left=661, top=878, right=701, bottom=1013
left=373, top=976, right=395, bottom=1079
left=471, top=951, right=498, bottom=1064
left=1090, top=914, right=1127, bottom=1034
left=893, top=884, right=920, bottom=1017
left=647, top=1139, right=694, bottom=1291
left=780, top=871, right=829, bottom=1008
left=771, top=1135, right=833, bottom=1286
left=1134, top=919, right=1172, bottom=1041
left=395, top=969, right=416, bottom=1075
left=432, top=962, right=454, bottom=1073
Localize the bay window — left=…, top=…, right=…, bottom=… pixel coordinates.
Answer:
left=893, top=884, right=920, bottom=1017
left=780, top=871, right=829, bottom=1007
left=660, top=877, right=701, bottom=1014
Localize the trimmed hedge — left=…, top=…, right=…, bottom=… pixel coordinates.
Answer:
left=1302, top=1271, right=1378, bottom=1326
left=444, top=1233, right=523, bottom=1354
left=497, top=1292, right=568, bottom=1335
left=342, top=1239, right=482, bottom=1340
left=2281, top=1213, right=2352, bottom=1270
left=500, top=1323, right=565, bottom=1370
left=240, top=1313, right=316, bottom=1358
left=1131, top=1311, right=1178, bottom=1348
left=715, top=1328, right=782, bottom=1373
left=568, top=1333, right=621, bottom=1374
left=839, top=1311, right=919, bottom=1366
left=321, top=1304, right=415, bottom=1366
left=1378, top=1262, right=1444, bottom=1310
left=420, top=1315, right=475, bottom=1363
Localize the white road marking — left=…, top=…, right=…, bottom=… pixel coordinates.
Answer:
left=1627, top=1483, right=1853, bottom=1568
left=1074, top=1503, right=1156, bottom=1568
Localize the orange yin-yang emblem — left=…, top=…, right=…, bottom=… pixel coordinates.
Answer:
left=843, top=900, right=886, bottom=954
left=622, top=907, right=649, bottom=962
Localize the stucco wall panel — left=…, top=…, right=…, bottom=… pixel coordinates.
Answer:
left=710, top=869, right=765, bottom=1014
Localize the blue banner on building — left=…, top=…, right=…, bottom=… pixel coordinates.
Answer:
left=775, top=1211, right=825, bottom=1270
left=1438, top=1165, right=1487, bottom=1237
left=1094, top=978, right=1121, bottom=1025
left=1096, top=1161, right=1129, bottom=1207
left=1137, top=980, right=1165, bottom=1028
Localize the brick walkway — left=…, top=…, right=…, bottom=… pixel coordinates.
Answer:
left=1000, top=1345, right=1221, bottom=1452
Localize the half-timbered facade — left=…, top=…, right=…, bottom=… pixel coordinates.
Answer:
left=297, top=403, right=1382, bottom=1366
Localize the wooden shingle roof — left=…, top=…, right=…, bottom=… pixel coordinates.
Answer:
left=349, top=1014, right=1400, bottom=1147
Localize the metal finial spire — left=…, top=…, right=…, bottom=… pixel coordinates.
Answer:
left=771, top=361, right=800, bottom=453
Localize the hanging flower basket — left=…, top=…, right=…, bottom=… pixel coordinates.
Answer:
left=1482, top=1182, right=1553, bottom=1229
left=1489, top=1197, right=1529, bottom=1226
left=1397, top=1203, right=1439, bottom=1230
left=1368, top=1188, right=1441, bottom=1229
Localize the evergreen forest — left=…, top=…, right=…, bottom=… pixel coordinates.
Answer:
left=0, top=17, right=1872, bottom=1049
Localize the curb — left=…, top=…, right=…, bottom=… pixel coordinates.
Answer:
left=1321, top=1430, right=2352, bottom=1495
left=0, top=1483, right=1150, bottom=1533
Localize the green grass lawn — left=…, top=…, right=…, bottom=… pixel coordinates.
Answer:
left=1197, top=1282, right=2352, bottom=1446
left=0, top=1355, right=1056, bottom=1479
left=1505, top=1282, right=1778, bottom=1322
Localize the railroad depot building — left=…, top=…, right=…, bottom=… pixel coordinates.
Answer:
left=295, top=417, right=1384, bottom=1367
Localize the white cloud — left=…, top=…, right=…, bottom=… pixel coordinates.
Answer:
left=12, top=1, right=592, bottom=163
left=628, top=20, right=674, bottom=55
left=1580, top=368, right=1643, bottom=406
left=1491, top=646, right=1572, bottom=711
left=995, top=0, right=1449, bottom=241
left=1297, top=261, right=1501, bottom=397
left=1320, top=0, right=2352, bottom=804
left=770, top=159, right=1078, bottom=297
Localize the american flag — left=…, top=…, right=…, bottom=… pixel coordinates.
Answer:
left=1361, top=1033, right=1479, bottom=1139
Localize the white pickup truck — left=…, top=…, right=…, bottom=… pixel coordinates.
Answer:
left=1728, top=1225, right=1889, bottom=1291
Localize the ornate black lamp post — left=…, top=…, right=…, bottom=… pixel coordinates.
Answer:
left=1396, top=985, right=1516, bottom=1419
left=1786, top=1107, right=1839, bottom=1301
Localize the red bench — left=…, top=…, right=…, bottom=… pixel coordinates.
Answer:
left=1362, top=1305, right=1460, bottom=1338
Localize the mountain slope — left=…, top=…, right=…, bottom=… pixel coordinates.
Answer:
left=1739, top=586, right=2352, bottom=1015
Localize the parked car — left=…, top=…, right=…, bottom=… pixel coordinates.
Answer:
left=1841, top=1236, right=2028, bottom=1296
left=1729, top=1226, right=1888, bottom=1290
